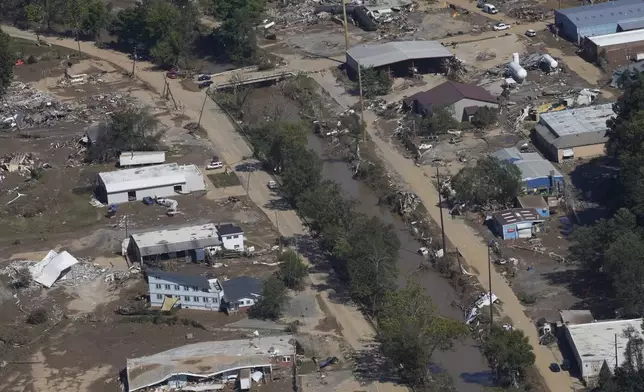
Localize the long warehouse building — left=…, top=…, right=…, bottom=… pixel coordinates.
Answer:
left=555, top=0, right=644, bottom=45
left=346, top=41, right=454, bottom=77
left=583, top=29, right=644, bottom=65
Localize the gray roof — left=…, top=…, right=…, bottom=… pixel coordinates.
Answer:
left=347, top=41, right=453, bottom=68
left=493, top=208, right=544, bottom=225
left=217, top=223, right=243, bottom=236
left=126, top=335, right=295, bottom=392
left=147, top=269, right=210, bottom=290
left=537, top=104, right=614, bottom=149
left=517, top=195, right=548, bottom=209
left=491, top=148, right=563, bottom=181
left=222, top=276, right=262, bottom=303
left=556, top=0, right=644, bottom=29
left=618, top=18, right=644, bottom=30
left=131, top=224, right=222, bottom=257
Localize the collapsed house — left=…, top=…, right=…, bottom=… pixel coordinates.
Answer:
left=125, top=335, right=296, bottom=391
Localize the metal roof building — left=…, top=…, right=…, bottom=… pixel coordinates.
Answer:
left=533, top=104, right=614, bottom=162
left=130, top=223, right=222, bottom=261
left=583, top=28, right=644, bottom=66
left=565, top=318, right=643, bottom=383
left=97, top=163, right=205, bottom=204
left=492, top=147, right=564, bottom=194
left=555, top=0, right=644, bottom=44
left=119, top=151, right=166, bottom=167
left=346, top=41, right=453, bottom=75
left=126, top=335, right=295, bottom=391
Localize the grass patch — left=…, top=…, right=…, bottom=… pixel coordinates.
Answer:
left=121, top=314, right=206, bottom=329
left=208, top=172, right=242, bottom=188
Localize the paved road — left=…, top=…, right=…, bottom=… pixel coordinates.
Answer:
left=2, top=25, right=406, bottom=392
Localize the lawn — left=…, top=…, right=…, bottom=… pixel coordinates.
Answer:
left=207, top=172, right=242, bottom=188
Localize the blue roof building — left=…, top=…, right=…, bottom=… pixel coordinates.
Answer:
left=492, top=147, right=564, bottom=195
left=555, top=0, right=644, bottom=44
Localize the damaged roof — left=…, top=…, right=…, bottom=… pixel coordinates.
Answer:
left=347, top=41, right=453, bottom=68
left=536, top=104, right=614, bottom=149
left=222, top=276, right=262, bottom=303
left=131, top=223, right=222, bottom=257
left=403, top=81, right=498, bottom=109
left=126, top=335, right=295, bottom=392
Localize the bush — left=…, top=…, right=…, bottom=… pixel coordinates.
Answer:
left=11, top=268, right=32, bottom=289
left=471, top=106, right=498, bottom=129
left=27, top=308, right=48, bottom=325
left=26, top=55, right=37, bottom=64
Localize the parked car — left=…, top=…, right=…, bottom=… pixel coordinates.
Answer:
left=493, top=22, right=510, bottom=31
left=482, top=4, right=498, bottom=14
left=199, top=81, right=213, bottom=89
left=166, top=71, right=178, bottom=79
left=267, top=180, right=278, bottom=190
left=197, top=74, right=211, bottom=81
left=206, top=156, right=223, bottom=170
left=525, top=29, right=537, bottom=37
left=561, top=359, right=571, bottom=371
left=549, top=363, right=561, bottom=373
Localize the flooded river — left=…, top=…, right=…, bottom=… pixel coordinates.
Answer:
left=306, top=135, right=493, bottom=391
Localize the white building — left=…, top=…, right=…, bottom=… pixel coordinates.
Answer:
left=217, top=223, right=245, bottom=251
left=565, top=318, right=644, bottom=383
left=147, top=269, right=224, bottom=310
left=119, top=151, right=166, bottom=167
left=128, top=223, right=245, bottom=263
left=97, top=163, right=205, bottom=204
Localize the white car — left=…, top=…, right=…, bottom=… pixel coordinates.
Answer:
left=525, top=29, right=536, bottom=37
left=267, top=180, right=278, bottom=190
left=493, top=22, right=510, bottom=31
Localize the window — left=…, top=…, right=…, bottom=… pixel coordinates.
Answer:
left=193, top=296, right=200, bottom=302
left=192, top=286, right=198, bottom=292
left=204, top=297, right=210, bottom=303
left=164, top=284, right=171, bottom=290
left=202, top=289, right=208, bottom=293
left=156, top=294, right=162, bottom=299
left=183, top=285, right=189, bottom=291
left=174, top=185, right=183, bottom=192
left=155, top=284, right=161, bottom=289
left=234, top=245, right=240, bottom=249
left=233, top=235, right=239, bottom=239
left=184, top=296, right=191, bottom=302
left=174, top=285, right=180, bottom=290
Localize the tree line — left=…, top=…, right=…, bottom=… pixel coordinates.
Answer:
left=241, top=118, right=535, bottom=388
left=3, top=0, right=265, bottom=67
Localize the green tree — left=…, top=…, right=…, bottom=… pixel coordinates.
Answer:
left=281, top=147, right=322, bottom=203
left=471, top=106, right=498, bottom=129
left=451, top=156, right=522, bottom=207
left=358, top=66, right=392, bottom=98
left=25, top=4, right=46, bottom=42
left=81, top=0, right=110, bottom=40
left=419, top=106, right=458, bottom=135
left=297, top=180, right=355, bottom=237
left=605, top=232, right=644, bottom=317
left=248, top=276, right=288, bottom=320
left=214, top=11, right=257, bottom=66
left=345, top=216, right=399, bottom=315
left=210, top=0, right=265, bottom=22
left=0, top=28, right=14, bottom=99
left=377, top=281, right=468, bottom=386
left=86, top=107, right=165, bottom=163
left=483, top=325, right=535, bottom=386
left=278, top=249, right=308, bottom=290
left=65, top=0, right=89, bottom=54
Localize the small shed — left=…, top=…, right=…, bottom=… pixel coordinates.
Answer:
left=516, top=195, right=550, bottom=217
left=492, top=208, right=544, bottom=240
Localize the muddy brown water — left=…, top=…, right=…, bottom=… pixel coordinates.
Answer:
left=306, top=134, right=493, bottom=391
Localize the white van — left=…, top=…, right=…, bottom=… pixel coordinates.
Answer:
left=483, top=4, right=498, bottom=14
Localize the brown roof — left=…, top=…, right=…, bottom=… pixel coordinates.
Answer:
left=403, top=81, right=497, bottom=108
left=492, top=208, right=543, bottom=226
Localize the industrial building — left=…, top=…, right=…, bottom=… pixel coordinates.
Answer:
left=583, top=29, right=644, bottom=66
left=403, top=81, right=499, bottom=123
left=492, top=208, right=545, bottom=240
left=533, top=104, right=614, bottom=163
left=516, top=195, right=550, bottom=217
left=345, top=41, right=454, bottom=77
left=97, top=163, right=205, bottom=204
left=128, top=223, right=245, bottom=263
left=565, top=318, right=643, bottom=384
left=119, top=151, right=166, bottom=167
left=126, top=335, right=295, bottom=391
left=492, top=147, right=564, bottom=194
left=555, top=0, right=644, bottom=45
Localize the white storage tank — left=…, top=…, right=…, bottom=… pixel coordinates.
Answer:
left=508, top=62, right=527, bottom=82
left=541, top=54, right=558, bottom=69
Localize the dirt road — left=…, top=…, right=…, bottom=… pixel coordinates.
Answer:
left=2, top=25, right=406, bottom=392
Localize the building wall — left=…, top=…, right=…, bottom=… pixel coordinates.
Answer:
left=564, top=327, right=605, bottom=383
left=184, top=170, right=206, bottom=192
left=555, top=143, right=606, bottom=162
left=523, top=176, right=565, bottom=194
left=106, top=184, right=183, bottom=204
left=148, top=275, right=224, bottom=310
left=555, top=12, right=624, bottom=45
left=451, top=98, right=499, bottom=123
left=221, top=234, right=244, bottom=251
left=601, top=41, right=644, bottom=65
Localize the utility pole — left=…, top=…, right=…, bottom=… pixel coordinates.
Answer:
left=615, top=334, right=618, bottom=369
left=341, top=0, right=350, bottom=52
left=276, top=211, right=282, bottom=250
left=246, top=169, right=252, bottom=196
left=436, top=167, right=447, bottom=254
left=357, top=64, right=367, bottom=141
left=197, top=90, right=208, bottom=128
left=131, top=47, right=137, bottom=77
left=456, top=247, right=462, bottom=274
left=488, top=244, right=493, bottom=325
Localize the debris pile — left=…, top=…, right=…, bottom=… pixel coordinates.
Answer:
left=57, top=260, right=108, bottom=286
left=1, top=82, right=71, bottom=129
left=396, top=190, right=421, bottom=215
left=506, top=5, right=552, bottom=21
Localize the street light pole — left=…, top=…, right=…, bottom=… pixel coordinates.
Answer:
left=198, top=89, right=208, bottom=129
